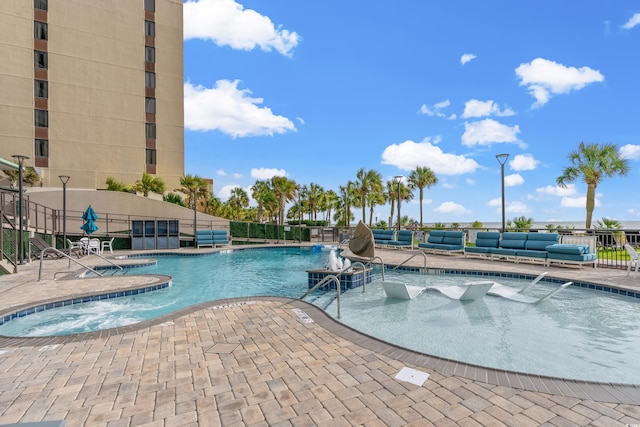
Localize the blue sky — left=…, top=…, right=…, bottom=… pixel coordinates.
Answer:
left=182, top=0, right=640, bottom=226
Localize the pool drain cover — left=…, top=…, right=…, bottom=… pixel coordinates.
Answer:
left=395, top=367, right=430, bottom=386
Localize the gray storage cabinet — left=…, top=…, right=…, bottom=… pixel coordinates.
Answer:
left=132, top=220, right=179, bottom=250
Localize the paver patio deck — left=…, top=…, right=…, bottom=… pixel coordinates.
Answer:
left=0, top=246, right=639, bottom=426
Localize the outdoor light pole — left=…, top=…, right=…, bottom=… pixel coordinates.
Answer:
left=298, top=187, right=301, bottom=243
left=193, top=189, right=197, bottom=247
left=59, top=175, right=70, bottom=249
left=496, top=153, right=509, bottom=233
left=395, top=175, right=403, bottom=234
left=12, top=155, right=29, bottom=265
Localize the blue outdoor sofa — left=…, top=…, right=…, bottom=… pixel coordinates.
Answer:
left=386, top=229, right=414, bottom=249
left=464, top=231, right=596, bottom=267
left=196, top=229, right=230, bottom=248
left=372, top=229, right=396, bottom=248
left=418, top=230, right=466, bottom=254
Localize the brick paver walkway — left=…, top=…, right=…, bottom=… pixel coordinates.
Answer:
left=0, top=247, right=639, bottom=426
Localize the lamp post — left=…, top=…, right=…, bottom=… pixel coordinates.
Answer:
left=12, top=155, right=29, bottom=265
left=192, top=189, right=197, bottom=247
left=298, top=186, right=301, bottom=243
left=59, top=175, right=70, bottom=248
left=495, top=153, right=509, bottom=233
left=395, top=175, right=403, bottom=234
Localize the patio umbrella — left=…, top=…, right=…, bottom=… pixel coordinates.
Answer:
left=80, top=205, right=99, bottom=235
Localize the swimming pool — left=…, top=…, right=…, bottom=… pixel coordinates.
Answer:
left=325, top=271, right=640, bottom=384
left=1, top=247, right=639, bottom=384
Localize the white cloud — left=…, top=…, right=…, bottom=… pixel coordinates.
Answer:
left=460, top=53, right=476, bottom=65
left=505, top=201, right=528, bottom=213
left=381, top=137, right=480, bottom=175
left=465, top=178, right=475, bottom=185
left=504, top=173, right=524, bottom=187
left=184, top=80, right=296, bottom=137
left=622, top=13, right=640, bottom=30
left=183, top=0, right=299, bottom=57
left=418, top=100, right=450, bottom=117
left=461, top=119, right=523, bottom=148
left=536, top=183, right=577, bottom=197
left=461, top=99, right=515, bottom=119
left=619, top=144, right=640, bottom=160
left=216, top=169, right=227, bottom=176
left=232, top=173, right=243, bottom=179
left=487, top=198, right=501, bottom=207
left=510, top=154, right=539, bottom=171
left=434, top=201, right=471, bottom=215
left=251, top=167, right=286, bottom=180
left=561, top=196, right=600, bottom=208
left=515, top=58, right=604, bottom=108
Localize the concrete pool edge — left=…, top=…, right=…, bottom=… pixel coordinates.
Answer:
left=1, top=290, right=638, bottom=405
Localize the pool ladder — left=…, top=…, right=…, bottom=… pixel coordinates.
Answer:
left=300, top=260, right=381, bottom=319
left=38, top=247, right=125, bottom=281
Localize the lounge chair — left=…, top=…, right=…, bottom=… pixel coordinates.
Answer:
left=624, top=244, right=639, bottom=277
left=426, top=281, right=494, bottom=300
left=29, top=237, right=83, bottom=259
left=381, top=281, right=426, bottom=299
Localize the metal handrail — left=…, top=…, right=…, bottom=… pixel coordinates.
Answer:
left=85, top=251, right=125, bottom=272
left=38, top=247, right=103, bottom=281
left=391, top=252, right=428, bottom=273
left=300, top=274, right=342, bottom=318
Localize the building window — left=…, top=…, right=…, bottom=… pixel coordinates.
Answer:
left=34, top=21, right=48, bottom=40
left=145, top=71, right=156, bottom=88
left=35, top=139, right=49, bottom=157
left=35, top=109, right=48, bottom=127
left=145, top=123, right=156, bottom=139
left=145, top=20, right=155, bottom=37
left=35, top=80, right=48, bottom=98
left=145, top=97, right=156, bottom=114
left=34, top=50, right=47, bottom=69
left=144, top=0, right=155, bottom=12
left=145, top=46, right=155, bottom=63
left=34, top=0, right=48, bottom=11
left=146, top=149, right=157, bottom=165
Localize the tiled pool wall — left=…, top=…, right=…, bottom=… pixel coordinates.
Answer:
left=308, top=268, right=373, bottom=290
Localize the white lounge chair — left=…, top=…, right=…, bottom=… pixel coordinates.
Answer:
left=382, top=281, right=426, bottom=299
left=625, top=244, right=639, bottom=277
left=426, top=281, right=494, bottom=300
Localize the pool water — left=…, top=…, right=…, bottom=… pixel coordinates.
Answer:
left=0, top=247, right=328, bottom=337
left=325, top=271, right=640, bottom=384
left=2, top=248, right=639, bottom=384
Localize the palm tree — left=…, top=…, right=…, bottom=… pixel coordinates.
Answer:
left=408, top=166, right=438, bottom=227
left=4, top=166, right=41, bottom=188
left=251, top=180, right=273, bottom=223
left=271, top=176, right=297, bottom=225
left=306, top=182, right=324, bottom=221
left=321, top=189, right=339, bottom=225
left=134, top=172, right=165, bottom=197
left=385, top=180, right=398, bottom=227
left=594, top=217, right=623, bottom=230
left=177, top=174, right=209, bottom=211
left=163, top=192, right=186, bottom=207
left=510, top=215, right=533, bottom=230
left=228, top=187, right=249, bottom=220
left=355, top=168, right=383, bottom=223
left=556, top=142, right=630, bottom=229
left=367, top=191, right=386, bottom=227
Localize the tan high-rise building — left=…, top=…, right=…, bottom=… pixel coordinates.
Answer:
left=0, top=0, right=184, bottom=190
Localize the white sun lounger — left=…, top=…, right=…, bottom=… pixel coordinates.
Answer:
left=382, top=281, right=426, bottom=299
left=487, top=281, right=573, bottom=304
left=426, top=281, right=495, bottom=300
